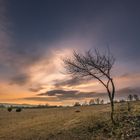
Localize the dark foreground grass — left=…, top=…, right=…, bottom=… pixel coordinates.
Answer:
left=0, top=101, right=139, bottom=140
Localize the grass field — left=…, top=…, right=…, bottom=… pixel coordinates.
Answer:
left=0, top=101, right=140, bottom=140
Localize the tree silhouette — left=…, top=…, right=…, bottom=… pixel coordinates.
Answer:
left=100, top=99, right=104, bottom=104
left=89, top=99, right=95, bottom=105
left=74, top=102, right=81, bottom=106
left=63, top=49, right=116, bottom=123
left=7, top=106, right=12, bottom=112
left=133, top=94, right=139, bottom=101
left=128, top=94, right=133, bottom=101
left=95, top=98, right=100, bottom=104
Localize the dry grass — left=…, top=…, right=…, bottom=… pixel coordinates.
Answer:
left=0, top=101, right=139, bottom=140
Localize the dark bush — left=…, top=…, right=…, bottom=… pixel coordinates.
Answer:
left=74, top=102, right=81, bottom=107
left=7, top=107, right=12, bottom=112
left=75, top=110, right=80, bottom=113
left=16, top=107, right=22, bottom=112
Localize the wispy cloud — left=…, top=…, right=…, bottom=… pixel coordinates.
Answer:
left=10, top=73, right=30, bottom=85
left=23, top=86, right=140, bottom=103
left=37, top=89, right=104, bottom=100
left=28, top=84, right=45, bottom=92
left=54, top=77, right=88, bottom=88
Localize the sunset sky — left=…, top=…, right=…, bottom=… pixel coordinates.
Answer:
left=0, top=0, right=140, bottom=105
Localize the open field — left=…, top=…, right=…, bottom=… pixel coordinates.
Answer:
left=0, top=101, right=140, bottom=140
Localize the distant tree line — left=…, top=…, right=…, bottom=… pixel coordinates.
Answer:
left=1, top=94, right=139, bottom=112
left=128, top=94, right=139, bottom=101
left=118, top=94, right=139, bottom=103
left=73, top=94, right=139, bottom=107
left=74, top=98, right=105, bottom=107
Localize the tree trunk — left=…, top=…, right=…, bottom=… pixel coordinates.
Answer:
left=106, top=79, right=115, bottom=124
left=111, top=100, right=115, bottom=124
left=110, top=79, right=115, bottom=124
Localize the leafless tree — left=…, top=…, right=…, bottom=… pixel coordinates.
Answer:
left=89, top=99, right=95, bottom=105
left=63, top=49, right=116, bottom=123
left=133, top=94, right=139, bottom=101
left=128, top=94, right=133, bottom=101
left=95, top=98, right=100, bottom=105
left=100, top=99, right=104, bottom=104
left=74, top=102, right=81, bottom=107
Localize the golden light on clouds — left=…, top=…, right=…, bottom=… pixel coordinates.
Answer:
left=0, top=48, right=140, bottom=105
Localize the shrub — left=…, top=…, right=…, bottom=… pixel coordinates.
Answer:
left=7, top=107, right=12, bottom=112
left=16, top=107, right=22, bottom=112
left=75, top=110, right=80, bottom=113
left=74, top=102, right=81, bottom=107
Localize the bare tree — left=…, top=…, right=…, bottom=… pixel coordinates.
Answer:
left=74, top=102, right=81, bottom=107
left=128, top=94, right=133, bottom=101
left=89, top=99, right=95, bottom=105
left=95, top=98, right=100, bottom=105
left=133, top=94, right=139, bottom=101
left=63, top=49, right=116, bottom=123
left=100, top=99, right=104, bottom=104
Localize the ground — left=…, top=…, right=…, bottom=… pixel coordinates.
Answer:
left=0, top=101, right=140, bottom=140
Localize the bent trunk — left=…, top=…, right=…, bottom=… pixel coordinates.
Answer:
left=111, top=99, right=115, bottom=124
left=110, top=79, right=115, bottom=124
left=108, top=92, right=115, bottom=124
left=107, top=78, right=115, bottom=124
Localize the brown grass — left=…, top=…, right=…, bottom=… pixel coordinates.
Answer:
left=0, top=101, right=139, bottom=140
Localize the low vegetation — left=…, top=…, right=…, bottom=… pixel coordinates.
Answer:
left=0, top=101, right=139, bottom=140
left=7, top=106, right=12, bottom=112
left=16, top=107, right=22, bottom=112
